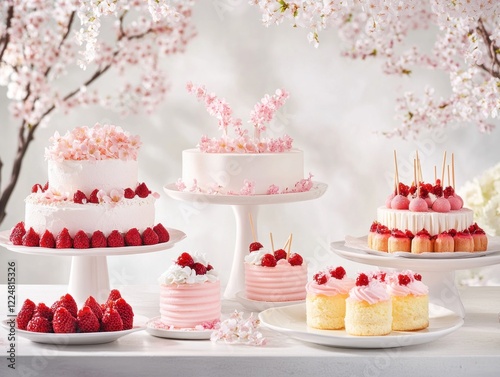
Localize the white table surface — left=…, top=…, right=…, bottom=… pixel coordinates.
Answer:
left=1, top=284, right=499, bottom=377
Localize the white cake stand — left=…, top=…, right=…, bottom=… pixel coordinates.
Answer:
left=0, top=228, right=186, bottom=303
left=330, top=238, right=500, bottom=318
left=164, top=182, right=328, bottom=299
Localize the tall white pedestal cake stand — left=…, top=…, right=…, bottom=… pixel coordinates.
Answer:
left=164, top=182, right=328, bottom=299
left=331, top=237, right=500, bottom=318
left=0, top=228, right=186, bottom=303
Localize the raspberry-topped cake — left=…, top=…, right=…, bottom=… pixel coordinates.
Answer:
left=176, top=83, right=313, bottom=195
left=9, top=124, right=169, bottom=248
left=158, top=252, right=220, bottom=329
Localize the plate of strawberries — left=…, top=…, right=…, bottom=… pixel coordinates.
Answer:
left=1, top=289, right=144, bottom=345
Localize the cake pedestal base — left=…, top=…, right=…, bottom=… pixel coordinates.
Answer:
left=420, top=270, right=464, bottom=317
left=69, top=255, right=110, bottom=304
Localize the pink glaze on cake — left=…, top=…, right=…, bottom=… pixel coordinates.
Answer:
left=385, top=193, right=395, bottom=208
left=432, top=197, right=451, bottom=212
left=447, top=195, right=463, bottom=210
left=306, top=275, right=354, bottom=296
left=409, top=197, right=428, bottom=212
left=391, top=194, right=410, bottom=210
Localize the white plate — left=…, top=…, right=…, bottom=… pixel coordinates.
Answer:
left=234, top=290, right=305, bottom=312
left=164, top=182, right=328, bottom=206
left=258, top=303, right=463, bottom=349
left=0, top=228, right=186, bottom=257
left=145, top=317, right=213, bottom=340
left=0, top=318, right=144, bottom=345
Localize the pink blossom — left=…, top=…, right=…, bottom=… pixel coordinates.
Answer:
left=267, top=185, right=280, bottom=195
left=240, top=180, right=256, bottom=195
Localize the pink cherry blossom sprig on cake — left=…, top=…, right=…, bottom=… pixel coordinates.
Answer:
left=210, top=310, right=267, bottom=346
left=44, top=123, right=141, bottom=161
left=186, top=82, right=293, bottom=153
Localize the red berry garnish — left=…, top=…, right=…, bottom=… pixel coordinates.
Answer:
left=105, top=289, right=122, bottom=305
left=135, top=182, right=151, bottom=198
left=443, top=186, right=455, bottom=198
left=125, top=228, right=143, bottom=246
left=329, top=266, right=346, bottom=280
left=16, top=299, right=36, bottom=330
left=51, top=293, right=78, bottom=318
left=114, top=298, right=134, bottom=330
left=356, top=273, right=370, bottom=286
left=84, top=296, right=103, bottom=321
left=34, top=302, right=53, bottom=321
left=260, top=253, right=277, bottom=267
left=433, top=184, right=443, bottom=197
left=207, top=264, right=213, bottom=271
left=142, top=227, right=159, bottom=245
left=414, top=273, right=422, bottom=281
left=22, top=227, right=40, bottom=247
left=448, top=229, right=457, bottom=237
left=42, top=182, right=49, bottom=191
left=73, top=230, right=90, bottom=249
left=313, top=271, right=328, bottom=285
left=73, top=190, right=88, bottom=204
left=9, top=221, right=26, bottom=245
left=31, top=183, right=43, bottom=193
left=101, top=306, right=123, bottom=332
left=56, top=228, right=73, bottom=249
left=107, top=230, right=125, bottom=247
left=53, top=307, right=77, bottom=333
left=153, top=223, right=170, bottom=243
left=40, top=230, right=55, bottom=248
left=398, top=274, right=411, bottom=286
left=90, top=230, right=107, bottom=248
left=249, top=242, right=263, bottom=252
left=77, top=306, right=100, bottom=333
left=288, top=253, right=303, bottom=266
left=274, top=249, right=287, bottom=261
left=176, top=252, right=194, bottom=267
left=27, top=316, right=52, bottom=333
left=192, top=262, right=207, bottom=275
left=89, top=189, right=100, bottom=204
left=123, top=188, right=135, bottom=199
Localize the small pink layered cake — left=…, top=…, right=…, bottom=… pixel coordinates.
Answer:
left=158, top=252, right=220, bottom=329
left=244, top=247, right=307, bottom=302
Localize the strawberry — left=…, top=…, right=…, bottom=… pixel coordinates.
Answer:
left=84, top=296, right=103, bottom=321
left=114, top=298, right=134, bottom=330
left=125, top=228, right=142, bottom=246
left=107, top=230, right=125, bottom=247
left=52, top=307, right=77, bottom=333
left=288, top=253, right=303, bottom=266
left=40, top=230, right=56, bottom=248
left=101, top=306, right=123, bottom=332
left=329, top=266, right=346, bottom=280
left=153, top=223, right=170, bottom=243
left=51, top=293, right=78, bottom=318
left=313, top=271, right=328, bottom=285
left=135, top=182, right=151, bottom=198
left=274, top=249, right=287, bottom=261
left=16, top=299, right=36, bottom=330
left=73, top=190, right=88, bottom=204
left=356, top=273, right=370, bottom=286
left=26, top=316, right=52, bottom=333
left=77, top=306, right=100, bottom=333
left=34, top=302, right=53, bottom=321
left=10, top=222, right=26, bottom=245
left=123, top=188, right=135, bottom=199
left=142, top=227, right=159, bottom=245
left=73, top=230, right=90, bottom=249
left=90, top=230, right=107, bottom=248
left=176, top=252, right=194, bottom=267
left=56, top=228, right=73, bottom=249
left=88, top=189, right=100, bottom=204
left=260, top=253, right=277, bottom=267
left=192, top=262, right=207, bottom=275
left=105, top=289, right=122, bottom=305
left=249, top=242, right=263, bottom=252
left=22, top=227, right=40, bottom=247
left=31, top=183, right=43, bottom=193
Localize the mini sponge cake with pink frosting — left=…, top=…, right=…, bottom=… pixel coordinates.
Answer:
left=306, top=266, right=354, bottom=330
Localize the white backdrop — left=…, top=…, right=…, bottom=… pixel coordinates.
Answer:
left=0, top=3, right=499, bottom=288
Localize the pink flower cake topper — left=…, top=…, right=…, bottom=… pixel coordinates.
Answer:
left=186, top=82, right=292, bottom=153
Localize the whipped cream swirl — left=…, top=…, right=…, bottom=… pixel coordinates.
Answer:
left=158, top=252, right=218, bottom=285
left=244, top=249, right=270, bottom=266
left=349, top=279, right=390, bottom=304
left=386, top=270, right=428, bottom=297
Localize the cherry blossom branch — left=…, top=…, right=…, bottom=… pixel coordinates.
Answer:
left=476, top=18, right=500, bottom=79
left=0, top=5, right=14, bottom=62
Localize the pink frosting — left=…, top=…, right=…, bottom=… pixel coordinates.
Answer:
left=391, top=194, right=410, bottom=210
left=306, top=277, right=355, bottom=296
left=432, top=197, right=451, bottom=212
left=348, top=279, right=390, bottom=304
left=448, top=195, right=463, bottom=210
left=385, top=193, right=395, bottom=208
left=386, top=271, right=428, bottom=297
left=409, top=197, right=428, bottom=212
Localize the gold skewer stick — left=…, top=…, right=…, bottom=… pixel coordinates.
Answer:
left=394, top=150, right=400, bottom=195
left=287, top=233, right=293, bottom=260
left=270, top=232, right=275, bottom=252
left=249, top=213, right=256, bottom=242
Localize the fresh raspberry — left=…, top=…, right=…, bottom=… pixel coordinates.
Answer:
left=192, top=262, right=207, bottom=275
left=107, top=230, right=125, bottom=247
left=313, top=272, right=328, bottom=285
left=22, top=227, right=40, bottom=247
left=433, top=184, right=443, bottom=197
left=26, top=316, right=52, bottom=333
left=114, top=298, right=134, bottom=330
left=448, top=229, right=457, bottom=237
left=443, top=186, right=455, bottom=198
left=124, top=228, right=142, bottom=246
left=356, top=273, right=370, bottom=286
left=369, top=221, right=379, bottom=232
left=105, top=289, right=122, bottom=305
left=142, top=227, right=159, bottom=245
left=88, top=189, right=100, bottom=204
left=42, top=182, right=49, bottom=191
left=51, top=293, right=78, bottom=318
left=414, top=273, right=422, bottom=281
left=31, top=183, right=43, bottom=193
left=398, top=274, right=411, bottom=286
left=260, top=253, right=277, bottom=267
left=405, top=230, right=415, bottom=239
left=77, top=306, right=100, bottom=333
left=398, top=182, right=410, bottom=197
left=207, top=264, right=213, bottom=271
left=16, top=299, right=36, bottom=330
left=90, top=230, right=107, bottom=248
left=249, top=242, right=263, bottom=252
left=135, top=182, right=151, bottom=198
left=10, top=222, right=26, bottom=245
left=123, top=188, right=136, bottom=199
left=52, top=307, right=77, bottom=333
left=40, top=230, right=56, bottom=248
left=373, top=271, right=387, bottom=282
left=101, top=306, right=123, bottom=332
left=153, top=223, right=170, bottom=243
left=73, top=190, right=88, bottom=204
left=288, top=253, right=303, bottom=266
left=329, top=266, right=346, bottom=280
left=84, top=296, right=103, bottom=321
left=273, top=249, right=287, bottom=261
left=176, top=252, right=194, bottom=267
left=34, top=302, right=53, bottom=321
left=56, top=228, right=73, bottom=249
left=73, top=230, right=90, bottom=249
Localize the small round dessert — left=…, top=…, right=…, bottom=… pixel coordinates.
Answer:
left=432, top=197, right=451, bottom=213
left=391, top=194, right=410, bottom=210
left=388, top=229, right=412, bottom=253
left=367, top=221, right=380, bottom=249
left=469, top=223, right=488, bottom=252
left=345, top=273, right=392, bottom=336
left=411, top=229, right=433, bottom=254
left=306, top=266, right=354, bottom=330
left=387, top=271, right=429, bottom=331
left=409, top=197, right=428, bottom=212
left=372, top=225, right=390, bottom=252
left=434, top=231, right=454, bottom=252
left=454, top=230, right=474, bottom=252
